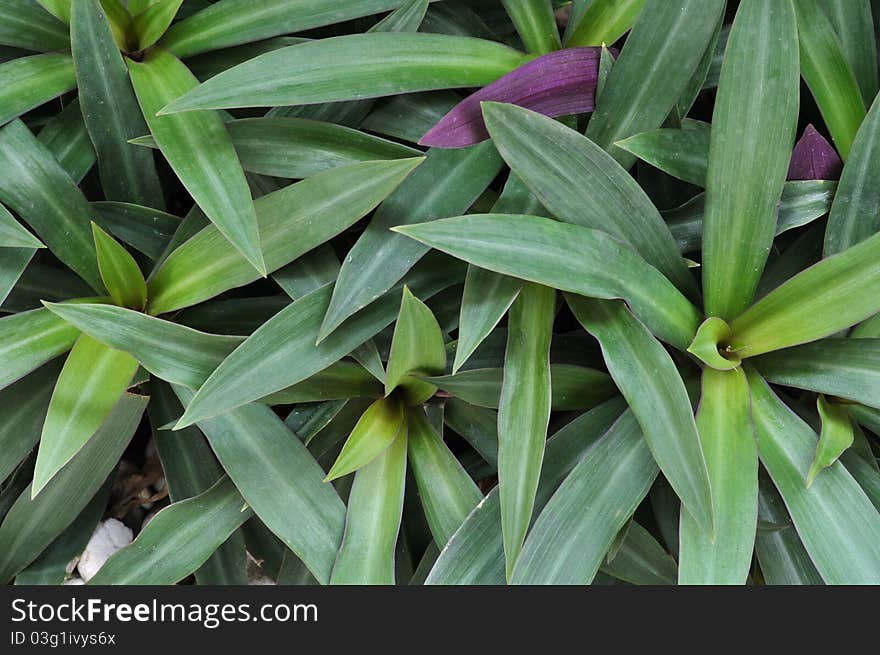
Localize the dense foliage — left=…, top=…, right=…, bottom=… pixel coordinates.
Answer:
left=2, top=0, right=880, bottom=586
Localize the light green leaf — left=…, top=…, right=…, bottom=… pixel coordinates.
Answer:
left=330, top=426, right=407, bottom=585
left=0, top=204, right=43, bottom=249
left=71, top=0, right=164, bottom=209
left=679, top=367, right=757, bottom=584
left=501, top=0, right=559, bottom=54
left=43, top=302, right=243, bottom=389
left=568, top=296, right=713, bottom=532
left=319, top=143, right=502, bottom=342
left=91, top=223, right=147, bottom=310
left=385, top=287, right=446, bottom=404
left=260, top=362, right=383, bottom=405
left=728, top=230, right=880, bottom=358
left=0, top=307, right=82, bottom=393
left=687, top=317, right=741, bottom=371
left=131, top=0, right=184, bottom=50
left=88, top=476, right=252, bottom=584
left=394, top=214, right=701, bottom=350
left=0, top=392, right=147, bottom=583
left=702, top=0, right=799, bottom=320
left=498, top=282, right=554, bottom=579
left=90, top=202, right=180, bottom=260
left=584, top=0, right=726, bottom=166
left=747, top=368, right=880, bottom=584
left=565, top=0, right=645, bottom=47
left=174, top=255, right=464, bottom=428
left=324, top=396, right=405, bottom=482
left=128, top=48, right=264, bottom=274
left=511, top=411, right=658, bottom=584
left=0, top=120, right=104, bottom=292
left=407, top=408, right=482, bottom=547
left=482, top=102, right=695, bottom=298
left=147, top=157, right=422, bottom=315
left=615, top=120, right=710, bottom=188
left=794, top=0, right=866, bottom=160
left=807, top=396, right=855, bottom=487
left=173, top=385, right=346, bottom=584
left=160, top=33, right=525, bottom=113
left=0, top=53, right=76, bottom=126
left=32, top=335, right=139, bottom=497
left=824, top=93, right=880, bottom=255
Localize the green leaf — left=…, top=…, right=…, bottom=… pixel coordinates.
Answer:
left=147, top=157, right=423, bottom=315
left=385, top=287, right=446, bottom=404
left=0, top=392, right=147, bottom=583
left=807, top=396, right=855, bottom=487
left=501, top=0, right=559, bottom=54
left=330, top=425, right=407, bottom=585
left=426, top=397, right=627, bottom=584
left=71, top=0, right=164, bottom=210
left=793, top=0, right=866, bottom=160
left=394, top=214, right=701, bottom=350
left=0, top=204, right=43, bottom=249
left=90, top=202, right=179, bottom=260
left=747, top=368, right=880, bottom=583
left=407, top=408, right=482, bottom=547
left=0, top=53, right=76, bottom=126
left=497, top=282, right=554, bottom=579
left=319, top=143, right=502, bottom=341
left=37, top=99, right=96, bottom=183
left=91, top=223, right=147, bottom=310
left=36, top=0, right=70, bottom=22
left=173, top=385, right=346, bottom=584
left=88, top=476, right=252, bottom=584
left=161, top=0, right=442, bottom=58
left=173, top=256, right=464, bottom=426
left=324, top=396, right=405, bottom=482
left=0, top=0, right=70, bottom=52
left=584, top=0, right=726, bottom=166
left=160, top=33, right=525, bottom=113
left=131, top=0, right=184, bottom=50
left=32, top=335, right=138, bottom=497
left=149, top=382, right=247, bottom=585
left=679, top=368, right=757, bottom=584
left=427, top=364, right=617, bottom=411
left=728, top=230, right=880, bottom=358
left=260, top=362, right=383, bottom=405
left=0, top=248, right=35, bottom=308
left=687, top=317, right=741, bottom=371
left=754, top=339, right=880, bottom=409
left=602, top=521, right=677, bottom=585
left=667, top=181, right=838, bottom=254
left=127, top=48, right=264, bottom=274
left=755, top=473, right=824, bottom=585
left=824, top=0, right=878, bottom=105
left=482, top=102, right=695, bottom=298
left=824, top=93, right=880, bottom=255
left=443, top=398, right=499, bottom=469
left=195, top=117, right=420, bottom=179
left=615, top=120, right=710, bottom=188
left=43, top=302, right=243, bottom=389
left=565, top=0, right=646, bottom=47
left=0, top=361, right=60, bottom=484
left=0, top=307, right=82, bottom=393
left=702, top=0, right=799, bottom=320
left=0, top=120, right=104, bottom=292
left=568, top=296, right=713, bottom=532
left=511, top=410, right=658, bottom=584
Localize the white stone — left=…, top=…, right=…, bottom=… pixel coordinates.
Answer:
left=76, top=519, right=133, bottom=581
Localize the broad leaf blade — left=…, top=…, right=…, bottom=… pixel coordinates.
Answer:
left=702, top=0, right=799, bottom=320
left=0, top=53, right=75, bottom=126
left=0, top=307, right=82, bottom=392
left=91, top=223, right=147, bottom=310
left=128, top=47, right=265, bottom=274
left=501, top=0, right=559, bottom=54
left=385, top=287, right=446, bottom=403
left=324, top=396, right=405, bottom=482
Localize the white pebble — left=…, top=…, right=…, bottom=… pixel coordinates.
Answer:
left=76, top=519, right=133, bottom=581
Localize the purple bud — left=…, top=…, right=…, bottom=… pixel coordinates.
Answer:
left=420, top=47, right=603, bottom=148
left=787, top=124, right=842, bottom=181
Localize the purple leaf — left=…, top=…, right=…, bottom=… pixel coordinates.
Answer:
left=787, top=124, right=842, bottom=181
left=420, top=47, right=602, bottom=148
